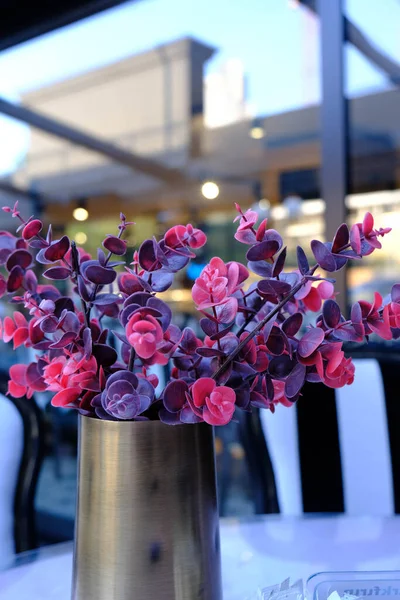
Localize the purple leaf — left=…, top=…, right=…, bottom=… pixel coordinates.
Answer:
left=296, top=246, right=310, bottom=275
left=215, top=297, right=238, bottom=324
left=265, top=375, right=275, bottom=401
left=7, top=265, right=24, bottom=292
left=28, top=239, right=47, bottom=249
left=180, top=328, right=199, bottom=354
left=311, top=240, right=337, bottom=272
left=234, top=229, right=257, bottom=245
left=350, top=224, right=361, bottom=255
left=77, top=276, right=91, bottom=302
left=103, top=235, right=127, bottom=256
left=148, top=270, right=173, bottom=292
left=44, top=236, right=70, bottom=262
left=196, top=347, right=226, bottom=357
left=257, top=279, right=291, bottom=300
left=323, top=299, right=341, bottom=329
left=272, top=247, right=287, bottom=277
left=83, top=327, right=92, bottom=358
left=85, top=264, right=116, bottom=285
left=43, top=267, right=71, bottom=280
left=49, top=331, right=76, bottom=349
left=6, top=249, right=32, bottom=272
left=159, top=409, right=182, bottom=425
left=268, top=355, right=295, bottom=378
left=246, top=240, right=279, bottom=262
left=298, top=327, right=325, bottom=358
left=282, top=313, right=303, bottom=337
left=163, top=248, right=190, bottom=273
left=92, top=344, right=117, bottom=367
left=163, top=380, right=188, bottom=413
left=24, top=269, right=38, bottom=293
left=200, top=318, right=217, bottom=337
left=247, top=261, right=273, bottom=277
left=0, top=248, right=11, bottom=265
left=331, top=223, right=349, bottom=254
left=147, top=297, right=172, bottom=331
left=392, top=284, right=400, bottom=303
left=36, top=248, right=53, bottom=264
left=97, top=249, right=106, bottom=266
left=210, top=323, right=235, bottom=341
left=250, top=392, right=271, bottom=409
left=93, top=294, right=123, bottom=306
left=285, top=363, right=306, bottom=399
left=59, top=310, right=80, bottom=333
left=265, top=326, right=285, bottom=355
left=138, top=239, right=158, bottom=271
left=333, top=254, right=348, bottom=270
left=40, top=315, right=58, bottom=333
left=54, top=297, right=74, bottom=318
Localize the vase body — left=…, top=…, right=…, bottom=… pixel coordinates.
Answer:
left=72, top=415, right=222, bottom=600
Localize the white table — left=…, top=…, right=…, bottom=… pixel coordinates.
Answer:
left=2, top=515, right=400, bottom=600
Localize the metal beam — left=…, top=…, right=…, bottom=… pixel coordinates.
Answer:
left=319, top=0, right=348, bottom=314
left=0, top=96, right=187, bottom=185
left=0, top=1, right=135, bottom=53
left=301, top=0, right=400, bottom=85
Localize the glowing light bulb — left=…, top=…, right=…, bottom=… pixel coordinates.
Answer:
left=73, top=207, right=89, bottom=221
left=75, top=231, right=87, bottom=244
left=250, top=126, right=265, bottom=140
left=201, top=181, right=219, bottom=200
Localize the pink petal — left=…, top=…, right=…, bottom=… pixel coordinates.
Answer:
left=8, top=381, right=26, bottom=398
left=362, top=212, right=374, bottom=235
left=191, top=377, right=216, bottom=408
left=13, top=311, right=28, bottom=329
left=10, top=363, right=27, bottom=386
left=3, top=316, right=16, bottom=342
left=51, top=387, right=81, bottom=407
left=13, top=327, right=29, bottom=349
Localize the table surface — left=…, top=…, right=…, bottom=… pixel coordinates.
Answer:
left=2, top=515, right=400, bottom=600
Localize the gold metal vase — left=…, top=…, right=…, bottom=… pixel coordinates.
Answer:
left=72, top=415, right=222, bottom=600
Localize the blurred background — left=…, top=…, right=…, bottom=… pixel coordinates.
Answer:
left=1, top=0, right=400, bottom=554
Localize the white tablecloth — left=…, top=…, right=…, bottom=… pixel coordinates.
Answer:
left=2, top=516, right=400, bottom=599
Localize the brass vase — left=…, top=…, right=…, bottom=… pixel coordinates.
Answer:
left=72, top=415, right=222, bottom=600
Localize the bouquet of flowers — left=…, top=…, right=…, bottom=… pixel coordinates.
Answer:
left=0, top=201, right=397, bottom=426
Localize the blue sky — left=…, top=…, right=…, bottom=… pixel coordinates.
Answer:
left=0, top=0, right=399, bottom=174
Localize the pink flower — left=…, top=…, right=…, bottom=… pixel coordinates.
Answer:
left=272, top=380, right=293, bottom=408
left=125, top=313, right=167, bottom=364
left=7, top=362, right=47, bottom=399
left=22, top=219, right=42, bottom=240
left=3, top=311, right=29, bottom=348
left=164, top=224, right=207, bottom=250
left=351, top=212, right=392, bottom=255
left=233, top=208, right=258, bottom=231
left=299, top=339, right=356, bottom=389
left=358, top=292, right=392, bottom=340
left=192, top=257, right=248, bottom=312
left=296, top=278, right=335, bottom=313
left=44, top=353, right=98, bottom=407
left=190, top=378, right=236, bottom=426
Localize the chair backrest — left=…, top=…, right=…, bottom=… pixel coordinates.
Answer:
left=260, top=357, right=399, bottom=516
left=0, top=383, right=44, bottom=565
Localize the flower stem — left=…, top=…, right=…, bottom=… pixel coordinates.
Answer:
left=128, top=348, right=136, bottom=372
left=211, top=268, right=317, bottom=381
left=70, top=241, right=90, bottom=328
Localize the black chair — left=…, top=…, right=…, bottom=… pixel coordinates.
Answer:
left=256, top=354, right=400, bottom=516
left=0, top=372, right=45, bottom=556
